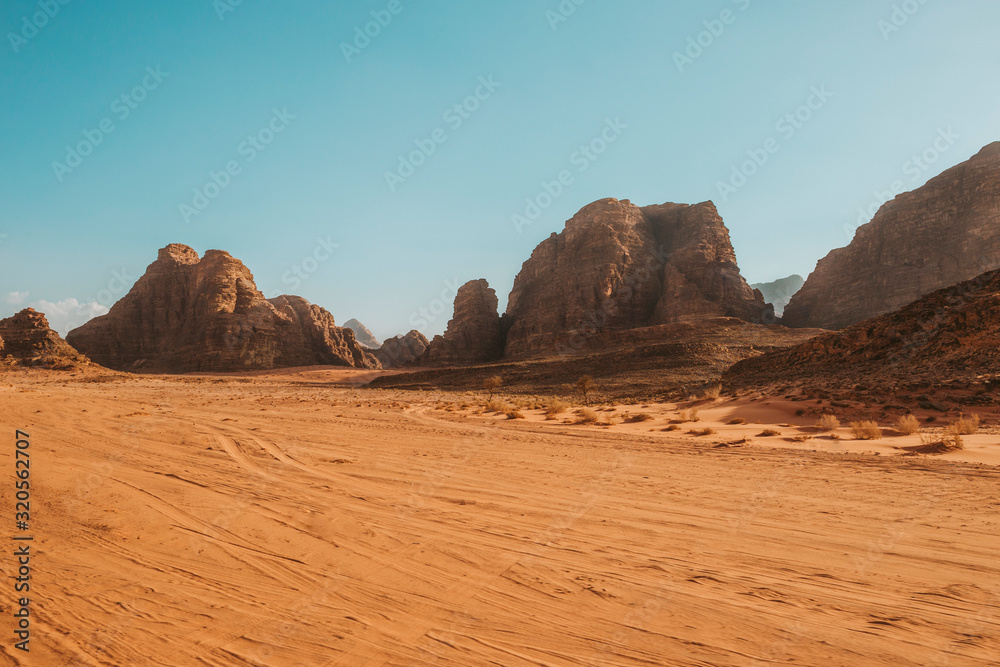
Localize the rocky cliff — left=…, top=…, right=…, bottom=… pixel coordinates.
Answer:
left=503, top=198, right=771, bottom=357
left=344, top=319, right=381, bottom=349
left=66, top=244, right=380, bottom=372
left=0, top=308, right=94, bottom=369
left=751, top=275, right=804, bottom=317
left=783, top=142, right=1000, bottom=330
left=375, top=330, right=430, bottom=367
left=421, top=279, right=505, bottom=365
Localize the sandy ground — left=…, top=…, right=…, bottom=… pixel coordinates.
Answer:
left=0, top=367, right=998, bottom=666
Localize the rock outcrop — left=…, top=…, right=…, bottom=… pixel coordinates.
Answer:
left=783, top=142, right=1000, bottom=330
left=751, top=275, right=804, bottom=317
left=344, top=319, right=381, bottom=349
left=0, top=308, right=94, bottom=369
left=375, top=330, right=430, bottom=367
left=421, top=279, right=505, bottom=365
left=503, top=198, right=772, bottom=357
left=727, top=267, right=1000, bottom=389
left=67, top=244, right=380, bottom=373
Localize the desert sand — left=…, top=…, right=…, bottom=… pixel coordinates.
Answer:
left=1, top=367, right=998, bottom=666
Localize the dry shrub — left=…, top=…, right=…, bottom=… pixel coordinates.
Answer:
left=791, top=435, right=812, bottom=443
left=850, top=421, right=883, bottom=440
left=816, top=414, right=841, bottom=431
left=625, top=413, right=654, bottom=423
left=757, top=429, right=781, bottom=437
left=505, top=410, right=525, bottom=420
left=953, top=414, right=981, bottom=435
left=678, top=408, right=700, bottom=423
left=702, top=384, right=722, bottom=400
left=662, top=425, right=681, bottom=432
left=689, top=427, right=715, bottom=436
left=895, top=414, right=921, bottom=435
left=545, top=398, right=570, bottom=417
left=576, top=408, right=599, bottom=424
left=728, top=417, right=746, bottom=425
left=485, top=399, right=508, bottom=413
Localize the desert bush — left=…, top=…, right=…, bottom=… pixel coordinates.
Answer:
left=483, top=376, right=503, bottom=401
left=576, top=408, right=599, bottom=424
left=678, top=408, right=700, bottom=423
left=576, top=375, right=595, bottom=405
left=791, top=435, right=812, bottom=442
left=816, top=414, right=841, bottom=431
left=702, top=384, right=722, bottom=400
left=895, top=414, right=921, bottom=435
left=953, top=414, right=981, bottom=435
left=728, top=417, right=746, bottom=425
left=505, top=410, right=525, bottom=420
left=624, top=413, right=654, bottom=423
left=662, top=425, right=681, bottom=432
left=485, top=399, right=508, bottom=413
left=689, top=427, right=716, bottom=436
left=545, top=398, right=570, bottom=417
left=757, top=429, right=781, bottom=437
left=850, top=421, right=883, bottom=440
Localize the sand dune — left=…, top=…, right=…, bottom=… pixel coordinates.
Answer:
left=1, top=369, right=998, bottom=665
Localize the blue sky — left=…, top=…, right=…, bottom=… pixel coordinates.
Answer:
left=2, top=0, right=999, bottom=338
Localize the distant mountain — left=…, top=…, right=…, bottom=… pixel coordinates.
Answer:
left=0, top=308, right=95, bottom=370
left=344, top=319, right=381, bottom=349
left=783, top=142, right=1000, bottom=330
left=751, top=275, right=804, bottom=317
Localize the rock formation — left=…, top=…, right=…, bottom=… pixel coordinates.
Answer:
left=375, top=330, right=430, bottom=367
left=0, top=308, right=94, bottom=369
left=421, top=279, right=505, bottom=365
left=782, top=142, right=1000, bottom=330
left=344, top=319, right=381, bottom=349
left=751, top=275, right=804, bottom=317
left=67, top=244, right=380, bottom=373
left=503, top=198, right=772, bottom=357
left=727, top=267, right=1000, bottom=389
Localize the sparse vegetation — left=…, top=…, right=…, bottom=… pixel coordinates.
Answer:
left=689, top=427, right=716, bottom=436
left=545, top=398, right=570, bottom=418
left=483, top=376, right=503, bottom=401
left=850, top=421, right=883, bottom=440
left=575, top=407, right=599, bottom=424
left=702, top=383, right=722, bottom=400
left=576, top=375, right=595, bottom=405
left=895, top=414, right=921, bottom=435
left=953, top=414, right=981, bottom=435
left=624, top=413, right=654, bottom=423
left=662, top=425, right=681, bottom=432
left=816, top=414, right=841, bottom=432
left=505, top=410, right=525, bottom=420
left=791, top=435, right=812, bottom=443
left=677, top=408, right=700, bottom=423
left=728, top=417, right=745, bottom=425
left=485, top=398, right=508, bottom=413
left=757, top=429, right=781, bottom=437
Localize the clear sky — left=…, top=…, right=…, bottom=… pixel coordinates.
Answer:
left=2, top=0, right=999, bottom=338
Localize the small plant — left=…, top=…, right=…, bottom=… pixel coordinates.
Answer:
left=483, top=376, right=503, bottom=401
left=625, top=412, right=654, bottom=423
left=576, top=375, right=596, bottom=405
left=662, top=425, right=681, bottom=432
left=485, top=398, right=508, bottom=413
left=545, top=398, right=570, bottom=418
left=576, top=407, right=599, bottom=424
left=505, top=410, right=525, bottom=420
left=850, top=421, right=883, bottom=440
left=702, top=383, right=722, bottom=400
left=953, top=414, right=981, bottom=435
left=728, top=417, right=746, bottom=425
left=791, top=435, right=812, bottom=442
left=895, top=414, right=921, bottom=435
left=795, top=408, right=806, bottom=417
left=678, top=408, right=700, bottom=423
left=816, top=414, right=841, bottom=431
left=689, top=427, right=716, bottom=436
left=757, top=429, right=781, bottom=437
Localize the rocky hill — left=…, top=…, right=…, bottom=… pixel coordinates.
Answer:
left=420, top=280, right=505, bottom=365
left=67, top=244, right=380, bottom=373
left=344, top=319, right=381, bottom=349
left=783, top=142, right=1000, bottom=330
left=375, top=330, right=430, bottom=368
left=503, top=198, right=772, bottom=357
left=727, top=268, right=1000, bottom=391
left=751, top=275, right=804, bottom=317
left=0, top=308, right=94, bottom=370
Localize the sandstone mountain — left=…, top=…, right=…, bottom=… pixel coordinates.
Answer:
left=375, top=330, right=430, bottom=368
left=67, top=244, right=380, bottom=373
left=420, top=280, right=505, bottom=365
left=751, top=275, right=804, bottom=317
left=344, top=319, right=381, bottom=349
left=783, top=142, right=1000, bottom=330
left=0, top=308, right=94, bottom=370
left=503, top=198, right=772, bottom=357
left=727, top=268, right=1000, bottom=391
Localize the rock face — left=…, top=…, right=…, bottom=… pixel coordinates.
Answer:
left=375, top=330, right=430, bottom=367
left=0, top=308, right=94, bottom=369
left=421, top=279, right=505, bottom=365
left=344, top=319, right=380, bottom=349
left=503, top=198, right=772, bottom=357
left=751, top=275, right=804, bottom=317
left=66, top=244, right=380, bottom=373
left=783, top=142, right=1000, bottom=330
left=727, top=268, right=1000, bottom=389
